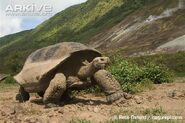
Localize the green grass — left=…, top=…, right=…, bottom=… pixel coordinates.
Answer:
left=143, top=107, right=166, bottom=116
left=0, top=76, right=18, bottom=92
left=128, top=52, right=185, bottom=77
left=0, top=82, right=18, bottom=92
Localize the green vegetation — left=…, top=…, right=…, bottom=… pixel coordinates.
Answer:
left=71, top=85, right=101, bottom=97
left=129, top=52, right=185, bottom=77
left=2, top=76, right=17, bottom=84
left=142, top=63, right=174, bottom=84
left=0, top=30, right=30, bottom=49
left=143, top=107, right=166, bottom=116
left=0, top=76, right=18, bottom=92
left=107, top=55, right=174, bottom=93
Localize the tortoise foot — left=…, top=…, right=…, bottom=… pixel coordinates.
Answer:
left=16, top=86, right=30, bottom=103
left=106, top=90, right=124, bottom=103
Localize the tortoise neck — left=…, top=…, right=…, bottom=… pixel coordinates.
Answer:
left=77, top=62, right=99, bottom=79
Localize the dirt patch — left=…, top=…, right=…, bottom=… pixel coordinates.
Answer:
left=0, top=81, right=185, bottom=123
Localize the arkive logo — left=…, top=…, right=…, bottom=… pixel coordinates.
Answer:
left=5, top=3, right=53, bottom=16
left=5, top=3, right=52, bottom=12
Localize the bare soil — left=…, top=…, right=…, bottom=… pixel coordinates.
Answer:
left=0, top=79, right=185, bottom=123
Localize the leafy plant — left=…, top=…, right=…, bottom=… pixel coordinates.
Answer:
left=107, top=55, right=174, bottom=93
left=107, top=56, right=143, bottom=84
left=142, top=63, right=174, bottom=84
left=122, top=79, right=154, bottom=93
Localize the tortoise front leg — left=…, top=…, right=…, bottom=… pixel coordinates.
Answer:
left=93, top=70, right=126, bottom=103
left=43, top=73, right=66, bottom=104
left=16, top=86, right=30, bottom=102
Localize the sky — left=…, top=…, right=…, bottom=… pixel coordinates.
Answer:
left=0, top=0, right=87, bottom=37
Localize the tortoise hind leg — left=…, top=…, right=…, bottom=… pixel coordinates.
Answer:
left=16, top=86, right=30, bottom=102
left=43, top=73, right=66, bottom=104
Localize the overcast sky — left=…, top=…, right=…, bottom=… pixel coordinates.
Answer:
left=0, top=0, right=87, bottom=37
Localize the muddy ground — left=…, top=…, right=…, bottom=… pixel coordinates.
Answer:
left=0, top=79, right=185, bottom=123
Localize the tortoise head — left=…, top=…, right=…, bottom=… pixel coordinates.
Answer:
left=92, top=57, right=110, bottom=69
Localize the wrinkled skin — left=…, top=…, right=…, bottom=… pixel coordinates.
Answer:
left=16, top=57, right=126, bottom=104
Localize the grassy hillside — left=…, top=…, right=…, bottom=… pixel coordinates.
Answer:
left=0, top=30, right=30, bottom=50
left=0, top=0, right=155, bottom=74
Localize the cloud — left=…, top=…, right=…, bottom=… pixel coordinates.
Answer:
left=0, top=16, right=22, bottom=37
left=0, top=0, right=87, bottom=37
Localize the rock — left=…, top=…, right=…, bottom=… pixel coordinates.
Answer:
left=168, top=90, right=185, bottom=98
left=58, top=109, right=64, bottom=114
left=48, top=113, right=55, bottom=117
left=24, top=117, right=39, bottom=123
left=49, top=117, right=60, bottom=123
left=134, top=96, right=143, bottom=104
left=77, top=102, right=84, bottom=107
left=1, top=111, right=6, bottom=116
left=175, top=91, right=185, bottom=97
left=127, top=99, right=135, bottom=106
left=9, top=109, right=16, bottom=115
left=53, top=108, right=59, bottom=112
left=93, top=107, right=99, bottom=113
left=1, top=108, right=16, bottom=116
left=124, top=93, right=132, bottom=99
left=147, top=96, right=153, bottom=102
left=88, top=100, right=94, bottom=105
left=45, top=103, right=59, bottom=108
left=87, top=106, right=93, bottom=111
left=30, top=119, right=37, bottom=123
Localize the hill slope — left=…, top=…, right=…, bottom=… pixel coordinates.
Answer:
left=88, top=0, right=185, bottom=55
left=0, top=0, right=185, bottom=74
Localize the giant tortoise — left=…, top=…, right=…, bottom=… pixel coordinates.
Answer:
left=14, top=42, right=125, bottom=104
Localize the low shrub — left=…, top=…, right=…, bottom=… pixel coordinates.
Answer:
left=142, top=63, right=174, bottom=84
left=107, top=55, right=174, bottom=93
